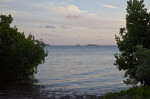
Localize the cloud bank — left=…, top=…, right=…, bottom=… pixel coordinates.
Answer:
left=0, top=0, right=125, bottom=45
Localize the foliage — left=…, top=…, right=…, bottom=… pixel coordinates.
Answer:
left=133, top=45, right=150, bottom=86
left=104, top=86, right=150, bottom=99
left=0, top=15, right=48, bottom=82
left=114, top=0, right=150, bottom=85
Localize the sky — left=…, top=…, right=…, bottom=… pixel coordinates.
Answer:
left=0, top=0, right=150, bottom=45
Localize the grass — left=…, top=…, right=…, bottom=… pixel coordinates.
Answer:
left=104, top=86, right=150, bottom=99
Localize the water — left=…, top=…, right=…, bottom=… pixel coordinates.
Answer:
left=34, top=45, right=128, bottom=97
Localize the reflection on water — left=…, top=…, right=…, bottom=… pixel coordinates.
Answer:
left=34, top=46, right=128, bottom=97
left=0, top=46, right=129, bottom=98
left=0, top=81, right=49, bottom=99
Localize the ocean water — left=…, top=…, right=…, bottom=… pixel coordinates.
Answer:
left=34, top=45, right=128, bottom=97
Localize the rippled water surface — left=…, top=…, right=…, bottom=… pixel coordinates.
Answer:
left=34, top=45, right=127, bottom=97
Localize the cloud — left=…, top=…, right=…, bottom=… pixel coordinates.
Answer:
left=89, top=27, right=115, bottom=30
left=0, top=0, right=125, bottom=45
left=45, top=25, right=56, bottom=28
left=103, top=5, right=118, bottom=9
left=50, top=4, right=88, bottom=15
left=39, top=25, right=56, bottom=28
left=1, top=1, right=100, bottom=27
left=0, top=0, right=13, bottom=2
left=66, top=14, right=81, bottom=19
left=61, top=24, right=71, bottom=29
left=99, top=3, right=118, bottom=9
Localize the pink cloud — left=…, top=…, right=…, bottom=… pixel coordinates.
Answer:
left=66, top=14, right=81, bottom=19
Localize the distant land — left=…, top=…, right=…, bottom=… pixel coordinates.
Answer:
left=76, top=44, right=81, bottom=46
left=86, top=44, right=99, bottom=46
left=76, top=44, right=99, bottom=46
left=45, top=44, right=117, bottom=46
left=45, top=44, right=50, bottom=46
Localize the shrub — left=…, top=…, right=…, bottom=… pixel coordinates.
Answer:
left=0, top=15, right=48, bottom=82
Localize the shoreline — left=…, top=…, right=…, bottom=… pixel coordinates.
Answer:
left=0, top=83, right=129, bottom=99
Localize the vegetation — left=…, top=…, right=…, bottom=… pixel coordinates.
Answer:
left=0, top=15, right=48, bottom=82
left=133, top=45, right=150, bottom=86
left=104, top=0, right=150, bottom=98
left=114, top=0, right=150, bottom=85
left=104, top=86, right=150, bottom=99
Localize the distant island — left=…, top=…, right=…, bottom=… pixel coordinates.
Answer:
left=45, top=44, right=50, bottom=46
left=86, top=44, right=99, bottom=46
left=76, top=44, right=81, bottom=46
left=75, top=44, right=99, bottom=46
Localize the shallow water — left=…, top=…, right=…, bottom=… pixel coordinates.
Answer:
left=34, top=45, right=128, bottom=97
left=0, top=45, right=128, bottom=98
